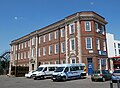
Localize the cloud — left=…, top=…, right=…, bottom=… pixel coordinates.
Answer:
left=90, top=2, right=94, bottom=5
left=14, top=17, right=18, bottom=20
left=14, top=16, right=23, bottom=20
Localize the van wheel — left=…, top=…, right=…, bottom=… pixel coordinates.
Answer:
left=34, top=77, right=37, bottom=80
left=41, top=76, right=44, bottom=79
left=102, top=78, right=105, bottom=82
left=62, top=76, right=66, bottom=81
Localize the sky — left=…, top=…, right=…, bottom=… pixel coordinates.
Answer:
left=0, top=0, right=120, bottom=54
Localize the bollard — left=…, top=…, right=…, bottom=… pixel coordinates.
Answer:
left=110, top=81, right=113, bottom=88
left=117, top=80, right=120, bottom=88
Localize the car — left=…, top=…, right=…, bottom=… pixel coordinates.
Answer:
left=91, top=70, right=111, bottom=82
left=25, top=71, right=35, bottom=78
left=112, top=69, right=120, bottom=83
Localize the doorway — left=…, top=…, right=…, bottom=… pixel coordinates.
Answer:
left=87, top=58, right=94, bottom=75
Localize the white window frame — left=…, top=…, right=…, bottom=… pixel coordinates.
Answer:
left=95, top=22, right=99, bottom=30
left=11, top=46, right=14, bottom=51
left=69, top=23, right=75, bottom=34
left=49, top=45, right=52, bottom=55
left=19, top=44, right=20, bottom=50
left=103, top=40, right=106, bottom=51
left=43, top=35, right=46, bottom=42
left=96, top=38, right=100, bottom=50
left=49, top=33, right=52, bottom=41
left=39, top=36, right=42, bottom=44
left=32, top=48, right=35, bottom=57
left=38, top=48, right=41, bottom=57
left=61, top=28, right=65, bottom=37
left=16, top=45, right=18, bottom=50
left=55, top=43, right=59, bottom=54
left=24, top=52, right=26, bottom=59
left=55, top=30, right=59, bottom=39
left=18, top=53, right=20, bottom=60
left=28, top=40, right=30, bottom=47
left=25, top=42, right=27, bottom=48
left=43, top=47, right=46, bottom=56
left=70, top=38, right=75, bottom=51
left=22, top=43, right=24, bottom=49
left=61, top=42, right=65, bottom=53
left=21, top=53, right=23, bottom=59
left=85, top=21, right=91, bottom=31
left=32, top=37, right=35, bottom=45
left=28, top=51, right=30, bottom=59
left=86, top=37, right=92, bottom=49
left=101, top=25, right=105, bottom=35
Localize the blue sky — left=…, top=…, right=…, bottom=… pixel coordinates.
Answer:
left=0, top=0, right=120, bottom=54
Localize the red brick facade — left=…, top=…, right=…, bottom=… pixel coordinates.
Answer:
left=10, top=11, right=108, bottom=74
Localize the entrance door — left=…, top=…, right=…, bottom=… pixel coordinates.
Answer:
left=32, top=64, right=34, bottom=70
left=87, top=58, right=94, bottom=75
left=70, top=58, right=76, bottom=64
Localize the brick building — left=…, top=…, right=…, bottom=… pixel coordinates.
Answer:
left=9, top=11, right=108, bottom=75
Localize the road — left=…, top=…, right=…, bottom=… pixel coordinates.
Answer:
left=0, top=75, right=118, bottom=88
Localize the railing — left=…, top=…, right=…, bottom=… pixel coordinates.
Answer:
left=110, top=80, right=120, bottom=88
left=0, top=50, right=10, bottom=61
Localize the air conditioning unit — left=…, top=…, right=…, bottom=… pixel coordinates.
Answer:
left=96, top=29, right=100, bottom=32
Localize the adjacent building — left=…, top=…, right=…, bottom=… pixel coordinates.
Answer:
left=106, top=33, right=120, bottom=70
left=9, top=11, right=108, bottom=75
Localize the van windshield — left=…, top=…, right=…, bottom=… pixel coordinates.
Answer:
left=36, top=67, right=44, bottom=71
left=54, top=67, right=65, bottom=72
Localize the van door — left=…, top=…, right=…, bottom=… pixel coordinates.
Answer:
left=64, top=67, right=69, bottom=79
left=43, top=67, right=47, bottom=76
left=47, top=67, right=56, bottom=76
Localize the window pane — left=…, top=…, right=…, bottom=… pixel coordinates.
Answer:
left=85, top=21, right=91, bottom=31
left=86, top=37, right=92, bottom=49
left=69, top=24, right=75, bottom=34
left=118, top=43, right=120, bottom=48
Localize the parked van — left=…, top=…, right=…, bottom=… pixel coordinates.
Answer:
left=32, top=64, right=59, bottom=80
left=51, top=63, right=86, bottom=81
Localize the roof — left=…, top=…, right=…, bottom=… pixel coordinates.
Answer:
left=10, top=11, right=107, bottom=45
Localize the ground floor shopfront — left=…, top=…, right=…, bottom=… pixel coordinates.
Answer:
left=27, top=56, right=108, bottom=76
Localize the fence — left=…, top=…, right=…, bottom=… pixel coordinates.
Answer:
left=11, top=66, right=29, bottom=77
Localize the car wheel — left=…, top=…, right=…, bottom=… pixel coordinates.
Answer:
left=102, top=78, right=105, bottom=82
left=52, top=79, right=56, bottom=82
left=91, top=78, right=95, bottom=82
left=62, top=76, right=66, bottom=81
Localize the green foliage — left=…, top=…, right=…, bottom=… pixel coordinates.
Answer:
left=0, top=60, right=10, bottom=75
left=0, top=63, right=3, bottom=75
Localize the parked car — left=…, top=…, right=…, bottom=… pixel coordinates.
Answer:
left=112, top=69, right=120, bottom=83
left=25, top=71, right=35, bottom=78
left=91, top=70, right=111, bottom=82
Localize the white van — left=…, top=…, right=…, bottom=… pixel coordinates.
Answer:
left=52, top=63, right=86, bottom=81
left=32, top=64, right=59, bottom=80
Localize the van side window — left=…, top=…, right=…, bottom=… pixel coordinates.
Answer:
left=43, top=67, right=47, bottom=72
left=80, top=66, right=84, bottom=70
left=64, top=67, right=69, bottom=72
left=70, top=67, right=76, bottom=71
left=49, top=67, right=55, bottom=71
left=75, top=66, right=79, bottom=70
